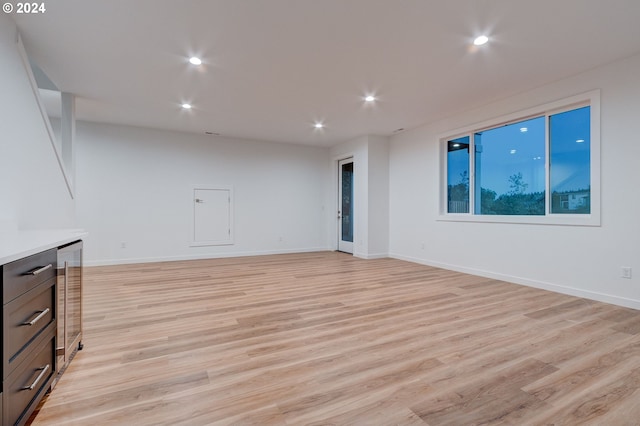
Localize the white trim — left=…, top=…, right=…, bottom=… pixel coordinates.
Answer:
left=439, top=90, right=600, bottom=226
left=355, top=252, right=388, bottom=260
left=332, top=153, right=356, bottom=253
left=84, top=246, right=332, bottom=267
left=437, top=213, right=599, bottom=226
left=86, top=247, right=640, bottom=310
left=189, top=185, right=234, bottom=247
left=389, top=252, right=640, bottom=311
left=337, top=157, right=355, bottom=254
left=436, top=91, right=599, bottom=141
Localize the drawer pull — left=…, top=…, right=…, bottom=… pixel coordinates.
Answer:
left=22, top=364, right=50, bottom=391
left=22, top=308, right=51, bottom=326
left=27, top=263, right=53, bottom=276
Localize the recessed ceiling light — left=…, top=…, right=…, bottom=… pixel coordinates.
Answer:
left=314, top=122, right=324, bottom=129
left=473, top=35, right=489, bottom=46
left=189, top=57, right=202, bottom=65
left=576, top=139, right=585, bottom=143
left=520, top=127, right=528, bottom=133
left=181, top=103, right=192, bottom=110
left=364, top=95, right=376, bottom=102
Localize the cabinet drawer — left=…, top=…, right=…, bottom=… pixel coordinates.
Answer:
left=3, top=279, right=55, bottom=378
left=4, top=334, right=55, bottom=426
left=3, top=248, right=56, bottom=304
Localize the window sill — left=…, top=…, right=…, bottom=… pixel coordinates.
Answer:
left=437, top=213, right=600, bottom=227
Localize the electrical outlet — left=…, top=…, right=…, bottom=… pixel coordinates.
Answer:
left=622, top=267, right=632, bottom=279
left=121, top=242, right=127, bottom=249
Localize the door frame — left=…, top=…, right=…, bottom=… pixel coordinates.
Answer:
left=337, top=157, right=355, bottom=254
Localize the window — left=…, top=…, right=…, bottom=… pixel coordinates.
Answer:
left=473, top=116, right=545, bottom=215
left=550, top=106, right=591, bottom=214
left=441, top=91, right=599, bottom=226
left=446, top=136, right=470, bottom=213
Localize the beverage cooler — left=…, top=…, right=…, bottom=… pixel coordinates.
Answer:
left=54, top=240, right=83, bottom=387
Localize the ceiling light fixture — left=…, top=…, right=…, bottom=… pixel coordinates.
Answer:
left=181, top=103, right=192, bottom=110
left=473, top=35, right=489, bottom=46
left=364, top=95, right=376, bottom=102
left=314, top=122, right=324, bottom=129
left=189, top=57, right=202, bottom=65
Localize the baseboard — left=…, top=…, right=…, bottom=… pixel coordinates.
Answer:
left=85, top=246, right=332, bottom=267
left=389, top=252, right=640, bottom=310
left=354, top=252, right=388, bottom=260
left=86, top=249, right=640, bottom=310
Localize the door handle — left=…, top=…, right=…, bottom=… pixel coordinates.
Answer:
left=195, top=198, right=204, bottom=203
left=22, top=308, right=51, bottom=326
left=27, top=264, right=53, bottom=275
left=22, top=365, right=50, bottom=391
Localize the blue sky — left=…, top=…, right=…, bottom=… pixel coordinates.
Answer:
left=448, top=106, right=590, bottom=196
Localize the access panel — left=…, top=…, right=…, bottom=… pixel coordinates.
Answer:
left=192, top=187, right=233, bottom=246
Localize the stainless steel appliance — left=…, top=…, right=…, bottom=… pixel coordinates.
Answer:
left=54, top=240, right=83, bottom=387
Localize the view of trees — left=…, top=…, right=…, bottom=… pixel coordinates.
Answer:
left=448, top=171, right=545, bottom=215
left=447, top=171, right=469, bottom=211
left=446, top=104, right=591, bottom=217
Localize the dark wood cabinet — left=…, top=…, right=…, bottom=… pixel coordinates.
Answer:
left=3, top=280, right=55, bottom=378
left=2, top=249, right=58, bottom=426
left=3, top=334, right=55, bottom=426
left=2, top=249, right=56, bottom=307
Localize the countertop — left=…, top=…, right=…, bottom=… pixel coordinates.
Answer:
left=0, top=229, right=87, bottom=265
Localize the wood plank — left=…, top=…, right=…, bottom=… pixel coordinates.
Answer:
left=28, top=252, right=640, bottom=425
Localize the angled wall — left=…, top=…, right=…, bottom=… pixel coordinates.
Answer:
left=0, top=15, right=75, bottom=231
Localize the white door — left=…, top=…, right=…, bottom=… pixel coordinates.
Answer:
left=193, top=188, right=233, bottom=245
left=338, top=158, right=354, bottom=253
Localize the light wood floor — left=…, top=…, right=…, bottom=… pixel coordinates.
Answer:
left=29, top=251, right=640, bottom=425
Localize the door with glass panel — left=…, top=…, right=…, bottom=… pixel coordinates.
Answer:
left=338, top=158, right=354, bottom=253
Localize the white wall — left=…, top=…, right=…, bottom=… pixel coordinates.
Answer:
left=367, top=135, right=389, bottom=258
left=0, top=15, right=75, bottom=231
left=75, top=122, right=331, bottom=265
left=330, top=135, right=389, bottom=259
left=389, top=52, right=640, bottom=309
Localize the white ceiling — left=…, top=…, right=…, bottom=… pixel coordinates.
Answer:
left=13, top=0, right=640, bottom=147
